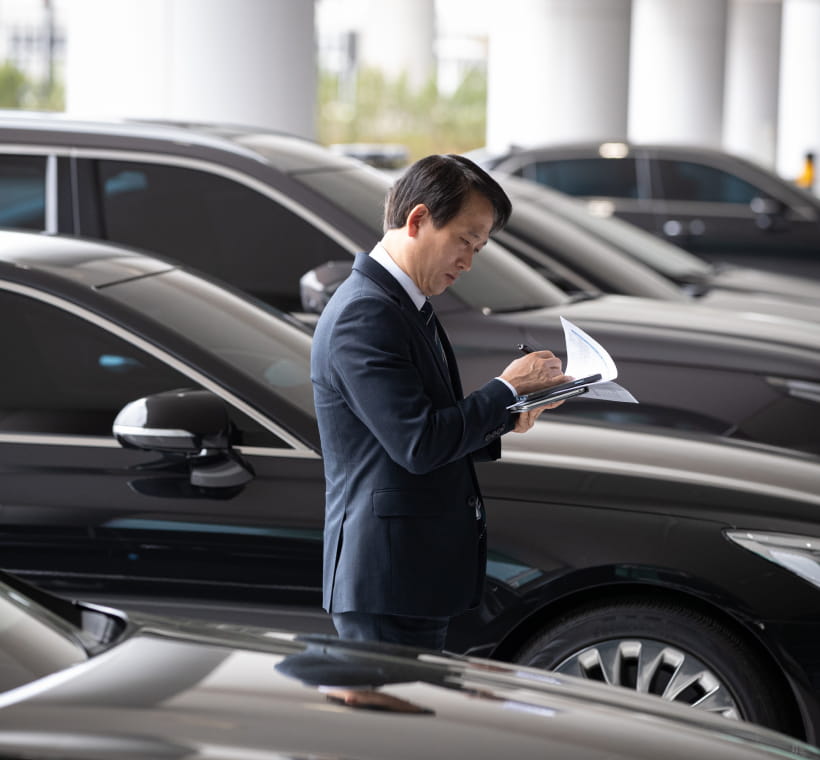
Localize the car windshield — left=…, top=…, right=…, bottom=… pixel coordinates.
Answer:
left=104, top=270, right=316, bottom=418
left=502, top=178, right=713, bottom=281
left=0, top=578, right=88, bottom=694
left=285, top=165, right=569, bottom=312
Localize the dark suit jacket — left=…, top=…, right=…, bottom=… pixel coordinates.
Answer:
left=310, top=252, right=516, bottom=618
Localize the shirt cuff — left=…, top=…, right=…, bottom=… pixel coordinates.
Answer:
left=494, top=376, right=518, bottom=400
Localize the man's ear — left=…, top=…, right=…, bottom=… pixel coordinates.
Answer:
left=406, top=204, right=428, bottom=238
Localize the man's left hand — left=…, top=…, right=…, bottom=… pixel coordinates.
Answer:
left=512, top=398, right=565, bottom=433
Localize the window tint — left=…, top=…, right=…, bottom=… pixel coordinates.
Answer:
left=0, top=154, right=47, bottom=230
left=107, top=269, right=316, bottom=420
left=94, top=160, right=346, bottom=312
left=0, top=289, right=287, bottom=446
left=654, top=160, right=760, bottom=204
left=520, top=158, right=639, bottom=199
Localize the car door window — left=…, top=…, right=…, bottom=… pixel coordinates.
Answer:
left=0, top=288, right=286, bottom=447
left=519, top=158, right=640, bottom=199
left=92, top=160, right=347, bottom=313
left=0, top=154, right=47, bottom=230
left=654, top=160, right=760, bottom=204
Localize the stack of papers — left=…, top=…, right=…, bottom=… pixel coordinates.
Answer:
left=507, top=317, right=638, bottom=412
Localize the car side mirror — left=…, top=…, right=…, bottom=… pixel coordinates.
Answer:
left=750, top=196, right=788, bottom=230
left=299, top=260, right=353, bottom=315
left=113, top=388, right=253, bottom=488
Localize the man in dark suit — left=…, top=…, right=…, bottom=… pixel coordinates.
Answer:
left=310, top=154, right=567, bottom=650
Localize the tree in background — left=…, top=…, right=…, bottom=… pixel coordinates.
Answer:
left=318, top=65, right=487, bottom=165
left=0, top=60, right=64, bottom=110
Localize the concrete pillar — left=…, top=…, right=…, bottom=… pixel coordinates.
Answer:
left=357, top=0, right=435, bottom=90
left=628, top=0, right=728, bottom=146
left=776, top=0, right=820, bottom=182
left=486, top=0, right=631, bottom=153
left=65, top=0, right=316, bottom=139
left=723, top=0, right=781, bottom=168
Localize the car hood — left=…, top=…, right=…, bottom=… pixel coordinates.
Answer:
left=0, top=616, right=817, bottom=760
left=699, top=288, right=820, bottom=323
left=707, top=266, right=820, bottom=303
left=502, top=295, right=820, bottom=374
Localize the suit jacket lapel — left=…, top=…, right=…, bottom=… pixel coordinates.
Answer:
left=354, top=253, right=459, bottom=398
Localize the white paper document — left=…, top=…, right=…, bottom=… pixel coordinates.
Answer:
left=507, top=317, right=637, bottom=412
left=560, top=316, right=637, bottom=403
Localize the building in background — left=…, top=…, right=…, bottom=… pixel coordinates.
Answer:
left=0, top=0, right=814, bottom=188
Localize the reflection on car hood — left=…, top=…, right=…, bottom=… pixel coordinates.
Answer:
left=708, top=266, right=820, bottom=303
left=1, top=614, right=817, bottom=760
left=699, top=289, right=820, bottom=323
left=524, top=294, right=820, bottom=354
left=500, top=417, right=820, bottom=508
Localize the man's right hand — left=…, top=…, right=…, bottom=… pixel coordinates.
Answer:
left=500, top=350, right=568, bottom=396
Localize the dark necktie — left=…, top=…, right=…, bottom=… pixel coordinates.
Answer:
left=420, top=300, right=447, bottom=365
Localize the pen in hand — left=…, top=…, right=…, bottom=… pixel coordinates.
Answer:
left=516, top=343, right=536, bottom=355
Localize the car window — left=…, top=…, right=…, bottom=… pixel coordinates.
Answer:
left=518, top=158, right=640, bottom=199
left=0, top=288, right=287, bottom=446
left=105, top=269, right=316, bottom=421
left=0, top=154, right=47, bottom=230
left=294, top=166, right=567, bottom=311
left=654, top=160, right=760, bottom=204
left=93, top=160, right=347, bottom=313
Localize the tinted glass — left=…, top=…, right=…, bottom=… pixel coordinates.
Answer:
left=0, top=154, right=47, bottom=230
left=654, top=160, right=760, bottom=204
left=105, top=269, right=316, bottom=419
left=295, top=166, right=567, bottom=312
left=520, top=158, right=639, bottom=199
left=0, top=288, right=287, bottom=445
left=95, top=160, right=346, bottom=312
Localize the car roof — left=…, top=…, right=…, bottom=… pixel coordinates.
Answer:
left=0, top=230, right=173, bottom=289
left=0, top=110, right=360, bottom=174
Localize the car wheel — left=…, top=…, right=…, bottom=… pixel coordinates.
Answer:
left=514, top=598, right=792, bottom=731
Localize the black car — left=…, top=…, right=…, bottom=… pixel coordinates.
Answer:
left=0, top=113, right=818, bottom=455
left=478, top=141, right=820, bottom=278
left=3, top=572, right=819, bottom=760
left=2, top=230, right=820, bottom=742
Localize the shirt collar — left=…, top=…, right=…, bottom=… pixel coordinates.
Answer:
left=369, top=242, right=427, bottom=311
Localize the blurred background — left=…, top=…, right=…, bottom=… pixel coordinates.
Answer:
left=0, top=0, right=816, bottom=192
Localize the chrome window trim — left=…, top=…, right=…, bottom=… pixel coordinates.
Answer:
left=0, top=144, right=361, bottom=254
left=0, top=432, right=318, bottom=459
left=0, top=280, right=319, bottom=459
left=44, top=154, right=57, bottom=233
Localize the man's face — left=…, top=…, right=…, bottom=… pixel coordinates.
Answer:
left=411, top=191, right=494, bottom=297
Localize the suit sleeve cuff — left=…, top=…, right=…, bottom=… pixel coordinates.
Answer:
left=493, top=376, right=518, bottom=400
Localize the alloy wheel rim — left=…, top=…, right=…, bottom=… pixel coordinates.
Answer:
left=552, top=639, right=742, bottom=720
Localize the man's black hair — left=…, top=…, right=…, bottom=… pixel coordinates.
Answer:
left=384, top=154, right=512, bottom=234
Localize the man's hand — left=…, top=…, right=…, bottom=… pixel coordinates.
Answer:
left=500, top=349, right=566, bottom=396
left=512, top=398, right=566, bottom=433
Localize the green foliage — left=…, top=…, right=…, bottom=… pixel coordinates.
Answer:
left=318, top=65, right=487, bottom=164
left=0, top=59, right=64, bottom=111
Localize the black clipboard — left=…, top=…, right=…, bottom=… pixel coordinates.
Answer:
left=507, top=373, right=601, bottom=412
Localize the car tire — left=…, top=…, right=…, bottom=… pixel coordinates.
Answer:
left=513, top=597, right=793, bottom=732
